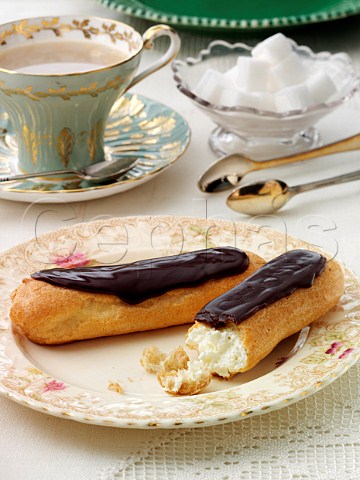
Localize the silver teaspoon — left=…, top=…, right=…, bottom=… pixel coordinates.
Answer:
left=0, top=157, right=138, bottom=184
left=226, top=169, right=360, bottom=215
left=199, top=133, right=360, bottom=193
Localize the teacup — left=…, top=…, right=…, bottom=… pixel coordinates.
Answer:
left=0, top=16, right=180, bottom=173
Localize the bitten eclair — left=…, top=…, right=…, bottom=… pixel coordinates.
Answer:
left=186, top=250, right=344, bottom=379
left=10, top=247, right=264, bottom=345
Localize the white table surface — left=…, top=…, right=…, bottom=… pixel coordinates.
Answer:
left=0, top=1, right=359, bottom=479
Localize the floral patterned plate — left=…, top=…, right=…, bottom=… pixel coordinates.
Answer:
left=0, top=93, right=190, bottom=203
left=0, top=216, right=359, bottom=429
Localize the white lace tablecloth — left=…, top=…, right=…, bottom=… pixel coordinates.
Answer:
left=0, top=1, right=359, bottom=479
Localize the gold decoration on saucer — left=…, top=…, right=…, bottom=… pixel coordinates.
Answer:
left=22, top=125, right=39, bottom=165
left=0, top=76, right=125, bottom=101
left=139, top=114, right=176, bottom=135
left=0, top=18, right=140, bottom=50
left=57, top=127, right=75, bottom=167
left=111, top=94, right=146, bottom=118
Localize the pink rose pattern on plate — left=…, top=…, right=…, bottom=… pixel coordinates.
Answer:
left=325, top=342, right=354, bottom=359
left=52, top=251, right=90, bottom=268
left=43, top=379, right=66, bottom=393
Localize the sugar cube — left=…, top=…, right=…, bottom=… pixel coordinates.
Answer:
left=197, top=33, right=336, bottom=114
left=252, top=33, right=293, bottom=65
left=194, top=69, right=231, bottom=104
left=253, top=93, right=276, bottom=112
left=270, top=52, right=308, bottom=89
left=220, top=88, right=260, bottom=109
left=239, top=91, right=261, bottom=109
left=235, top=57, right=270, bottom=92
left=275, top=84, right=313, bottom=112
left=306, top=71, right=337, bottom=104
left=220, top=86, right=245, bottom=107
left=224, top=65, right=239, bottom=85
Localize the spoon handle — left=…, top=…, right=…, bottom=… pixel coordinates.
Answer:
left=292, top=169, right=360, bottom=194
left=0, top=169, right=78, bottom=183
left=252, top=133, right=360, bottom=171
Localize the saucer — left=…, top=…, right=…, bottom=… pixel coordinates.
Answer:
left=0, top=93, right=190, bottom=203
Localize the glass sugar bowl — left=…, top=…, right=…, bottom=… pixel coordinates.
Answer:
left=172, top=38, right=359, bottom=160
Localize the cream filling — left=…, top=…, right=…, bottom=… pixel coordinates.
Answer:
left=186, top=323, right=247, bottom=378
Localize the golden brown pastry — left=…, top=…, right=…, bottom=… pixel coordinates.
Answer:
left=186, top=250, right=345, bottom=379
left=10, top=248, right=264, bottom=345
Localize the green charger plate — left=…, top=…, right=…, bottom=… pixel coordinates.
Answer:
left=98, top=0, right=360, bottom=29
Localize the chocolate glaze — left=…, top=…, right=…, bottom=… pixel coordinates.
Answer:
left=31, top=247, right=249, bottom=304
left=195, top=249, right=326, bottom=328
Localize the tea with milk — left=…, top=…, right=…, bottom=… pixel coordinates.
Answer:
left=0, top=40, right=128, bottom=74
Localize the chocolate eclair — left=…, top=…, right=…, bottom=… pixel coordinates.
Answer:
left=10, top=247, right=264, bottom=345
left=186, top=250, right=344, bottom=379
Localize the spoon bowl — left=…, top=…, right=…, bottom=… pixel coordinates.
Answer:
left=227, top=179, right=291, bottom=215
left=197, top=154, right=253, bottom=192
left=227, top=168, right=360, bottom=215
left=79, top=157, right=138, bottom=182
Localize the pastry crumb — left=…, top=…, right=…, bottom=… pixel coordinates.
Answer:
left=160, top=345, right=188, bottom=372
left=140, top=345, right=167, bottom=374
left=140, top=345, right=212, bottom=396
left=107, top=381, right=124, bottom=394
left=157, top=346, right=211, bottom=396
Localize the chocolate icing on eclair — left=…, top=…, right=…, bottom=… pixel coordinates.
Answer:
left=195, top=249, right=326, bottom=328
left=31, top=247, right=249, bottom=304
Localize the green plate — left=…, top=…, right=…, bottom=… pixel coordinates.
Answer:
left=98, top=0, right=360, bottom=29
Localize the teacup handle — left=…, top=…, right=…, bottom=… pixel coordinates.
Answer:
left=125, top=24, right=181, bottom=90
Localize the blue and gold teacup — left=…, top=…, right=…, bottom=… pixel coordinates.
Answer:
left=0, top=16, right=180, bottom=173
